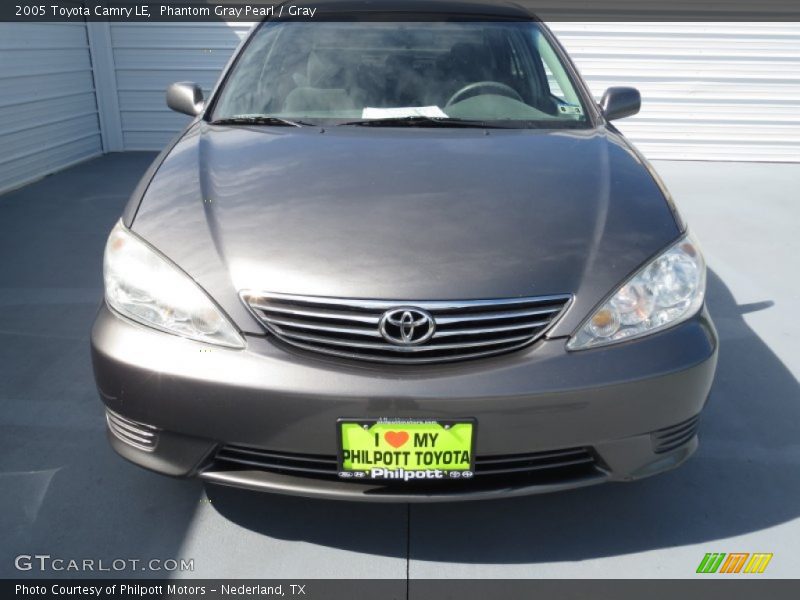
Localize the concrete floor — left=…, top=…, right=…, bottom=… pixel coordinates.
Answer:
left=0, top=154, right=798, bottom=580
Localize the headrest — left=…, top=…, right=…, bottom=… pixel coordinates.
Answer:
left=283, top=87, right=357, bottom=112
left=307, top=52, right=342, bottom=86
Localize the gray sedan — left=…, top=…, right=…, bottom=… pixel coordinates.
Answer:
left=91, top=1, right=717, bottom=501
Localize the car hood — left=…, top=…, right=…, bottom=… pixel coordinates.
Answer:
left=130, top=122, right=680, bottom=335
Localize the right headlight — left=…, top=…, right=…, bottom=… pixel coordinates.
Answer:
left=567, top=233, right=706, bottom=350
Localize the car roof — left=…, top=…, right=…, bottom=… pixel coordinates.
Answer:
left=278, top=0, right=536, bottom=21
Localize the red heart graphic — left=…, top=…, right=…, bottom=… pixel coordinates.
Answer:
left=384, top=431, right=409, bottom=448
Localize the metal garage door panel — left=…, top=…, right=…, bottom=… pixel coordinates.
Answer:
left=0, top=23, right=102, bottom=194
left=551, top=22, right=800, bottom=162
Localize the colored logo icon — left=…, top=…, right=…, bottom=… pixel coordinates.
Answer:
left=696, top=553, right=773, bottom=574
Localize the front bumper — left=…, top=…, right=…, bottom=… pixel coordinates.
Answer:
left=91, top=303, right=718, bottom=502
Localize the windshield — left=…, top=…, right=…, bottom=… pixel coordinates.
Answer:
left=211, top=21, right=591, bottom=127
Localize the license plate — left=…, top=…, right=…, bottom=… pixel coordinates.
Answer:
left=337, top=419, right=475, bottom=481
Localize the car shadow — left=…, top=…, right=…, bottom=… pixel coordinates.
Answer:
left=207, top=268, right=800, bottom=562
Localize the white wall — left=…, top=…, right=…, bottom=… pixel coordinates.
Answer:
left=0, top=23, right=103, bottom=194
left=551, top=22, right=800, bottom=161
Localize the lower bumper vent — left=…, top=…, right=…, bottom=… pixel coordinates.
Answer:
left=211, top=444, right=599, bottom=488
left=652, top=415, right=700, bottom=453
left=106, top=409, right=159, bottom=452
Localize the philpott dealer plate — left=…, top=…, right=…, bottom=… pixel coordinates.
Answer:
left=337, top=419, right=475, bottom=481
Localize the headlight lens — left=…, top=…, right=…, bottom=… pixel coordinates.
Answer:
left=567, top=234, right=706, bottom=350
left=103, top=221, right=245, bottom=348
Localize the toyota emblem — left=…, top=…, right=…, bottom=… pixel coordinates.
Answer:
left=379, top=308, right=435, bottom=346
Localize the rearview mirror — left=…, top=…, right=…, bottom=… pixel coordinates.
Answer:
left=599, top=87, right=641, bottom=121
left=166, top=82, right=204, bottom=117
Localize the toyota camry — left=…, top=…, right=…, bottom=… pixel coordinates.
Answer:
left=90, top=0, right=718, bottom=501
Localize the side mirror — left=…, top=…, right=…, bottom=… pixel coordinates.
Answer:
left=599, top=87, right=641, bottom=121
left=166, top=82, right=204, bottom=117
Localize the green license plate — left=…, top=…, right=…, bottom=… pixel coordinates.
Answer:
left=337, top=419, right=475, bottom=481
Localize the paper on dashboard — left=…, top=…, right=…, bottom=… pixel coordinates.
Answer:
left=361, top=106, right=448, bottom=119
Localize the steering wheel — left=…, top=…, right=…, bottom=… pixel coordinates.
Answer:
left=445, top=81, right=523, bottom=107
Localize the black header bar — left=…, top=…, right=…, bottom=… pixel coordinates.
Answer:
left=4, top=0, right=800, bottom=22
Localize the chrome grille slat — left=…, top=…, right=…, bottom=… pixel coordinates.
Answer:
left=243, top=291, right=571, bottom=364
left=434, top=320, right=550, bottom=337
left=105, top=409, right=159, bottom=452
left=280, top=338, right=538, bottom=364
left=247, top=303, right=381, bottom=325
left=106, top=410, right=158, bottom=435
left=263, top=316, right=382, bottom=338
left=107, top=415, right=156, bottom=438
left=435, top=307, right=561, bottom=325
left=276, top=329, right=534, bottom=351
left=247, top=291, right=571, bottom=312
left=107, top=421, right=153, bottom=447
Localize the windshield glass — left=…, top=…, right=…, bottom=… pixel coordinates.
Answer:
left=212, top=21, right=591, bottom=127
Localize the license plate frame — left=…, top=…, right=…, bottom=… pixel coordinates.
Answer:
left=336, top=418, right=476, bottom=481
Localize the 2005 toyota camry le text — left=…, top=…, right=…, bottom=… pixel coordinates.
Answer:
left=90, top=0, right=718, bottom=502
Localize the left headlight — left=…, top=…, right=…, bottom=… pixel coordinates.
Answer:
left=103, top=220, right=245, bottom=348
left=567, top=233, right=706, bottom=350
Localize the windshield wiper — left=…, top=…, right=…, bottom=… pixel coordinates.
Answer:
left=210, top=115, right=310, bottom=127
left=338, top=116, right=500, bottom=128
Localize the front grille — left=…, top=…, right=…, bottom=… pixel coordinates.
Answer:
left=652, top=415, right=700, bottom=453
left=212, top=444, right=598, bottom=485
left=105, top=409, right=159, bottom=451
left=243, top=292, right=571, bottom=364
